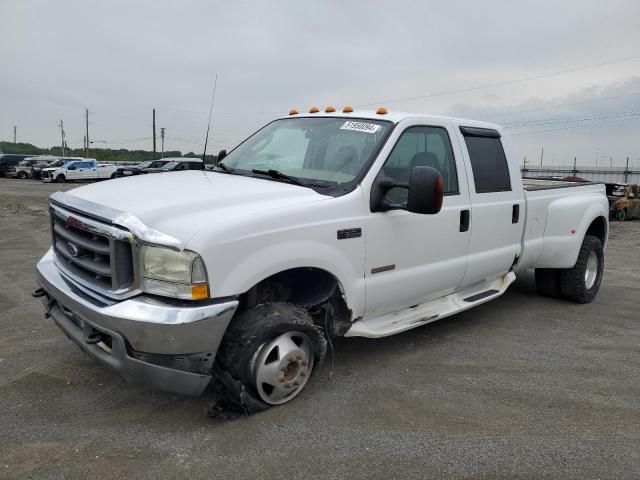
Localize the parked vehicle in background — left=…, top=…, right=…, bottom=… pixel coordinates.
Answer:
left=31, top=158, right=64, bottom=179
left=117, top=160, right=171, bottom=176
left=35, top=109, right=608, bottom=411
left=143, top=157, right=204, bottom=173
left=9, top=156, right=56, bottom=179
left=41, top=159, right=118, bottom=183
left=0, top=153, right=37, bottom=177
left=606, top=182, right=640, bottom=221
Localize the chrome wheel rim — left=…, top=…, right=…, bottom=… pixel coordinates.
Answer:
left=252, top=331, right=314, bottom=405
left=585, top=251, right=598, bottom=290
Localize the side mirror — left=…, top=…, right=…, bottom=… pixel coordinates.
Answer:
left=407, top=166, right=444, bottom=214
left=217, top=149, right=227, bottom=163
left=370, top=166, right=443, bottom=215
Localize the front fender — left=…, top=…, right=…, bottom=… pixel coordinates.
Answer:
left=535, top=192, right=608, bottom=269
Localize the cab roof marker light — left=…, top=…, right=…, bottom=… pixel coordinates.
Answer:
left=325, top=106, right=336, bottom=113
left=289, top=108, right=299, bottom=115
left=343, top=105, right=353, bottom=113
left=309, top=106, right=320, bottom=113
left=376, top=107, right=388, bottom=115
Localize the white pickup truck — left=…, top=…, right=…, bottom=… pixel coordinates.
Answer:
left=41, top=158, right=118, bottom=183
left=35, top=108, right=608, bottom=412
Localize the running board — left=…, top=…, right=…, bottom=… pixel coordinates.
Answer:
left=345, top=272, right=516, bottom=338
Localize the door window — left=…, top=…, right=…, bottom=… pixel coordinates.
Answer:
left=381, top=126, right=459, bottom=204
left=461, top=129, right=511, bottom=193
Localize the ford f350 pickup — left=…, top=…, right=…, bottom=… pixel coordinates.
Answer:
left=35, top=108, right=609, bottom=411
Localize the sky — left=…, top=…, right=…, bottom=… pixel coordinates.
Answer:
left=1, top=0, right=640, bottom=167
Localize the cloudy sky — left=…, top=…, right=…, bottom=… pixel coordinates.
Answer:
left=2, top=0, right=639, bottom=167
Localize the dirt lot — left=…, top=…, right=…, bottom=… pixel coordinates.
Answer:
left=1, top=177, right=639, bottom=479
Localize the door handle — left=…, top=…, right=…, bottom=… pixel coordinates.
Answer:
left=460, top=209, right=470, bottom=232
left=512, top=204, right=520, bottom=224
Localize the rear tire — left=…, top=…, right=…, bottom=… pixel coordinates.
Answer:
left=535, top=268, right=561, bottom=298
left=17, top=171, right=28, bottom=179
left=55, top=174, right=65, bottom=183
left=559, top=235, right=604, bottom=304
left=215, top=302, right=326, bottom=409
left=110, top=172, right=117, bottom=179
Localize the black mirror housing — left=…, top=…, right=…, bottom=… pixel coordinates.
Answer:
left=407, top=166, right=444, bottom=214
left=217, top=149, right=227, bottom=163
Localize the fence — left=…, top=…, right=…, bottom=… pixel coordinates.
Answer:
left=522, top=164, right=640, bottom=184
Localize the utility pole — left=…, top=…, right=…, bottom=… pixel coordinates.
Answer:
left=58, top=120, right=66, bottom=156
left=625, top=157, right=629, bottom=183
left=160, top=127, right=165, bottom=158
left=13, top=126, right=17, bottom=143
left=572, top=156, right=577, bottom=177
left=540, top=146, right=544, bottom=167
left=85, top=108, right=90, bottom=157
left=152, top=108, right=157, bottom=160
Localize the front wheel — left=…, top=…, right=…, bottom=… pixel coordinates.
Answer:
left=17, top=171, right=28, bottom=179
left=215, top=302, right=326, bottom=409
left=55, top=174, right=65, bottom=183
left=559, top=235, right=604, bottom=303
left=616, top=209, right=626, bottom=222
left=110, top=172, right=117, bottom=179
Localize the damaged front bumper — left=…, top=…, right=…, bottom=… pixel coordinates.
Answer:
left=36, top=249, right=238, bottom=396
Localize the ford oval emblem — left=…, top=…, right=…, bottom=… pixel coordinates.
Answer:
left=66, top=242, right=80, bottom=257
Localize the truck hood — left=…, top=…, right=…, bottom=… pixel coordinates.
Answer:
left=63, top=171, right=332, bottom=244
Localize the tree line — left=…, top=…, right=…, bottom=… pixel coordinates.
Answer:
left=0, top=141, right=218, bottom=163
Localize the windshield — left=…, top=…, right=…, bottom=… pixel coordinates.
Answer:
left=222, top=117, right=391, bottom=187
left=18, top=160, right=32, bottom=166
left=138, top=161, right=152, bottom=168
left=162, top=162, right=179, bottom=170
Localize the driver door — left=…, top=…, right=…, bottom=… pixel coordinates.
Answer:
left=364, top=119, right=471, bottom=317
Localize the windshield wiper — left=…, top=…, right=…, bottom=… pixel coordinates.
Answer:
left=251, top=169, right=307, bottom=187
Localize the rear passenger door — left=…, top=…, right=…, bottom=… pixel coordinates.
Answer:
left=457, top=127, right=524, bottom=287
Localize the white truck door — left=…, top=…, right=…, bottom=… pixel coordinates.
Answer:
left=65, top=162, right=81, bottom=180
left=364, top=120, right=471, bottom=317
left=456, top=126, right=525, bottom=287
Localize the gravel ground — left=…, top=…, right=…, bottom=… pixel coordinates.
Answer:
left=1, top=178, right=639, bottom=479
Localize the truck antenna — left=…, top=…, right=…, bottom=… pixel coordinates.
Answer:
left=202, top=74, right=218, bottom=163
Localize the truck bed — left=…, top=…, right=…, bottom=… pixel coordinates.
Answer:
left=522, top=177, right=603, bottom=191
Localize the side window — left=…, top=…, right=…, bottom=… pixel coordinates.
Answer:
left=382, top=126, right=459, bottom=200
left=461, top=129, right=511, bottom=193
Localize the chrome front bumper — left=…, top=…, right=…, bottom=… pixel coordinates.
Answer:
left=36, top=249, right=238, bottom=395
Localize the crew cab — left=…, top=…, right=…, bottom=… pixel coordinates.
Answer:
left=35, top=109, right=608, bottom=412
left=41, top=159, right=118, bottom=183
left=142, top=157, right=204, bottom=173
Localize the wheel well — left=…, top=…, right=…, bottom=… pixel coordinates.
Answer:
left=238, top=267, right=352, bottom=336
left=586, top=216, right=607, bottom=245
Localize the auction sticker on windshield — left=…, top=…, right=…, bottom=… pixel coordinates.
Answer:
left=340, top=121, right=381, bottom=134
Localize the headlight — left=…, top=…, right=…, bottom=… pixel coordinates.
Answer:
left=140, top=245, right=209, bottom=300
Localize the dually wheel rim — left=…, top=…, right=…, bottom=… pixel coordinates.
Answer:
left=252, top=331, right=314, bottom=405
left=585, top=251, right=598, bottom=290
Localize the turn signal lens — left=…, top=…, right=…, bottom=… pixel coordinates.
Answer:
left=309, top=106, right=320, bottom=113
left=191, top=283, right=209, bottom=300
left=376, top=107, right=388, bottom=114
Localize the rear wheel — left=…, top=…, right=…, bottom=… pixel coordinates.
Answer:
left=17, top=171, right=28, bottom=179
left=215, top=302, right=326, bottom=409
left=110, top=172, right=117, bottom=179
left=55, top=174, right=65, bottom=183
left=559, top=235, right=604, bottom=303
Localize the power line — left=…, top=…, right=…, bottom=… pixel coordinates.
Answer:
left=503, top=109, right=640, bottom=128
left=482, top=90, right=640, bottom=119
left=509, top=114, right=640, bottom=136
left=358, top=53, right=640, bottom=107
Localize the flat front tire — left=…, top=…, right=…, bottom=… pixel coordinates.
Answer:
left=215, top=302, right=326, bottom=409
left=559, top=235, right=604, bottom=304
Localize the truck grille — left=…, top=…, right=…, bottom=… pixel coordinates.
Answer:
left=51, top=206, right=136, bottom=295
